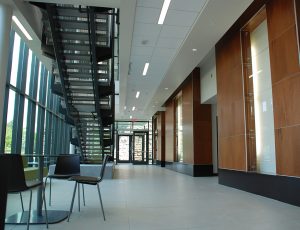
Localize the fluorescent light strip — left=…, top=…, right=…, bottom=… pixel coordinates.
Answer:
left=143, top=63, right=149, bottom=76
left=132, top=106, right=136, bottom=111
left=12, top=16, right=33, bottom=40
left=136, top=91, right=140, bottom=98
left=158, top=0, right=171, bottom=25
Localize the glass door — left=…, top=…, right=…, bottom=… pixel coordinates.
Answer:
left=132, top=131, right=148, bottom=164
left=117, top=135, right=132, bottom=163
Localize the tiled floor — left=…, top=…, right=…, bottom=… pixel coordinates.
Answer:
left=5, top=164, right=300, bottom=230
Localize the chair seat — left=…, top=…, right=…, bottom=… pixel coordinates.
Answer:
left=26, top=180, right=43, bottom=189
left=70, top=176, right=100, bottom=185
left=48, top=173, right=80, bottom=179
left=8, top=180, right=42, bottom=193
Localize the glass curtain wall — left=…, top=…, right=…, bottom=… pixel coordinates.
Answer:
left=0, top=30, right=71, bottom=163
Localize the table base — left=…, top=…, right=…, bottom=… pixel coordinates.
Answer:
left=5, top=210, right=69, bottom=224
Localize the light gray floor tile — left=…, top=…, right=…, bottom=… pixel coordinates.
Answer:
left=5, top=164, right=300, bottom=230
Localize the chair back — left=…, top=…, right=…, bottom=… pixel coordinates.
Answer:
left=0, top=154, right=28, bottom=192
left=99, top=155, right=109, bottom=181
left=54, top=155, right=80, bottom=175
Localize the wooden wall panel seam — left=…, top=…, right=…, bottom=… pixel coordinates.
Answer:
left=268, top=23, right=296, bottom=42
left=271, top=71, right=300, bottom=87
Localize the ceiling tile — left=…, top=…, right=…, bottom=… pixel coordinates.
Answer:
left=132, top=35, right=158, bottom=47
left=133, top=22, right=161, bottom=36
left=135, top=6, right=161, bottom=24
left=152, top=47, right=176, bottom=57
left=129, top=56, right=150, bottom=77
left=131, top=46, right=154, bottom=56
left=147, top=59, right=171, bottom=79
left=156, top=37, right=183, bottom=49
left=170, top=0, right=207, bottom=12
left=164, top=10, right=198, bottom=27
left=160, top=25, right=190, bottom=38
left=137, top=0, right=164, bottom=8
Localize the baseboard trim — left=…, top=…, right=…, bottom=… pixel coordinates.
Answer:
left=156, top=160, right=165, bottom=167
left=165, top=161, right=213, bottom=177
left=219, top=169, right=300, bottom=207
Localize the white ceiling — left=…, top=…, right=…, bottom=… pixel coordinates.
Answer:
left=10, top=0, right=254, bottom=120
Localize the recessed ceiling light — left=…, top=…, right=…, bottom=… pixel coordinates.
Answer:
left=132, top=106, right=136, bottom=111
left=143, top=63, right=149, bottom=76
left=12, top=16, right=33, bottom=40
left=164, top=87, right=169, bottom=90
left=192, top=48, right=197, bottom=52
left=136, top=91, right=140, bottom=98
left=130, top=115, right=132, bottom=119
left=98, top=61, right=103, bottom=64
left=158, top=0, right=171, bottom=25
left=124, top=106, right=127, bottom=110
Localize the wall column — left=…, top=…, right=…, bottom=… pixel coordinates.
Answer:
left=0, top=4, right=12, bottom=150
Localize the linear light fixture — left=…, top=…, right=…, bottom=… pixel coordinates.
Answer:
left=12, top=16, right=33, bottom=40
left=136, top=91, right=140, bottom=98
left=158, top=0, right=171, bottom=25
left=143, top=63, right=149, bottom=76
left=132, top=106, right=136, bottom=111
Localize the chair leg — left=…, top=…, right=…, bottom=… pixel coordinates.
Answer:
left=27, top=190, right=32, bottom=230
left=78, top=183, right=80, bottom=212
left=20, top=192, right=24, bottom=212
left=42, top=185, right=49, bottom=228
left=49, top=178, right=52, bottom=206
left=82, top=184, right=85, bottom=206
left=68, top=182, right=78, bottom=222
left=96, top=184, right=105, bottom=221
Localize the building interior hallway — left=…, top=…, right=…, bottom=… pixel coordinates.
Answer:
left=5, top=164, right=300, bottom=230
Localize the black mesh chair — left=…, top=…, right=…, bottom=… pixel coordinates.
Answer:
left=45, top=155, right=85, bottom=208
left=68, top=154, right=109, bottom=221
left=0, top=154, right=48, bottom=230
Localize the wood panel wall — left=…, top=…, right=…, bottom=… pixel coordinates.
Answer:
left=216, top=32, right=246, bottom=171
left=182, top=72, right=194, bottom=164
left=163, top=68, right=212, bottom=165
left=191, top=69, right=212, bottom=165
left=267, top=0, right=300, bottom=177
left=165, top=100, right=174, bottom=162
left=216, top=0, right=300, bottom=177
left=156, top=111, right=165, bottom=162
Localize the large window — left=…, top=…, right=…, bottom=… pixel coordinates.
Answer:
left=241, top=7, right=276, bottom=174
left=1, top=30, right=71, bottom=160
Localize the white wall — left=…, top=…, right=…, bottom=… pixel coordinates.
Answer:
left=200, top=48, right=217, bottom=104
left=199, top=48, right=218, bottom=173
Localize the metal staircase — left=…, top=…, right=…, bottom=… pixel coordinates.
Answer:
left=34, top=3, right=117, bottom=162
